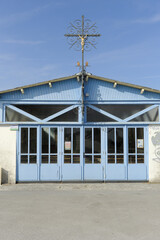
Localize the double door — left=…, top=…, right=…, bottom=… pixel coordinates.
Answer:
left=18, top=125, right=148, bottom=181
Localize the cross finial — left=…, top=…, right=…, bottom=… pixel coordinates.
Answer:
left=64, top=15, right=100, bottom=73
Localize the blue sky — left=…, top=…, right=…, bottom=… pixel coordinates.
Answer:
left=0, top=0, right=160, bottom=90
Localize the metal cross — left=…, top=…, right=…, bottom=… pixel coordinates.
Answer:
left=64, top=15, right=100, bottom=74
left=64, top=15, right=100, bottom=123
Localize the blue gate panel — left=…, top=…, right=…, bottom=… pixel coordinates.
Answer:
left=62, top=165, right=82, bottom=181
left=106, top=165, right=126, bottom=180
left=128, top=165, right=147, bottom=181
left=19, top=165, right=38, bottom=181
left=40, top=165, right=60, bottom=181
left=84, top=165, right=103, bottom=180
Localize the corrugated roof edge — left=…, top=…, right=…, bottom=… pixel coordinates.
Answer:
left=0, top=73, right=159, bottom=95
left=90, top=75, right=160, bottom=94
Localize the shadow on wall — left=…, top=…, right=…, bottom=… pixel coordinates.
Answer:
left=2, top=168, right=8, bottom=184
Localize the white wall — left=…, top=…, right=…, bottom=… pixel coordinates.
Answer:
left=0, top=126, right=16, bottom=184
left=149, top=125, right=160, bottom=182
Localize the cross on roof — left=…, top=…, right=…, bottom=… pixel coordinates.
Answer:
left=64, top=15, right=100, bottom=72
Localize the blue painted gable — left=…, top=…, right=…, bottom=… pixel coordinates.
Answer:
left=0, top=76, right=160, bottom=102
left=0, top=78, right=81, bottom=101
left=85, top=78, right=160, bottom=101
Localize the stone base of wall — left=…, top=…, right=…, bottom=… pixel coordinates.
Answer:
left=0, top=126, right=16, bottom=184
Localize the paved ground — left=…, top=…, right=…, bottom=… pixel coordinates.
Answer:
left=0, top=183, right=160, bottom=240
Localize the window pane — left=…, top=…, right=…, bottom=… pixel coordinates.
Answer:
left=64, top=155, right=71, bottom=164
left=50, top=128, right=57, bottom=154
left=137, top=155, right=144, bottom=164
left=116, top=155, right=124, bottom=164
left=128, top=128, right=135, bottom=153
left=30, top=128, right=37, bottom=153
left=64, top=128, right=71, bottom=153
left=50, top=155, right=57, bottom=164
left=128, top=155, right=136, bottom=164
left=108, top=128, right=115, bottom=153
left=87, top=107, right=116, bottom=122
left=42, top=155, right=48, bottom=164
left=42, top=128, right=49, bottom=153
left=108, top=155, right=115, bottom=164
left=130, top=107, right=159, bottom=122
left=94, top=155, right=101, bottom=164
left=73, top=128, right=80, bottom=153
left=14, top=105, right=69, bottom=119
left=94, top=104, right=151, bottom=120
left=85, top=128, right=92, bottom=153
left=116, top=128, right=123, bottom=153
left=29, top=155, right=37, bottom=164
left=137, top=128, right=144, bottom=153
left=50, top=108, right=78, bottom=122
left=73, top=155, right=80, bottom=164
left=21, top=128, right=28, bottom=153
left=5, top=107, right=34, bottom=122
left=94, top=128, right=101, bottom=153
left=21, top=155, right=28, bottom=164
left=85, top=155, right=92, bottom=164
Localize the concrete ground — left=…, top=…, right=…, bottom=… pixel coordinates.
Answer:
left=0, top=183, right=160, bottom=240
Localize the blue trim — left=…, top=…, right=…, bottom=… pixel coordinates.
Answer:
left=42, top=104, right=79, bottom=122
left=124, top=105, right=159, bottom=122
left=87, top=104, right=122, bottom=122
left=6, top=104, right=41, bottom=122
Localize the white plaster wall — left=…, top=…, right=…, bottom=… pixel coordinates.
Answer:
left=149, top=125, right=160, bottom=182
left=0, top=126, right=16, bottom=184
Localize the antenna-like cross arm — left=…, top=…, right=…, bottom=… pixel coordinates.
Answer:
left=64, top=34, right=101, bottom=37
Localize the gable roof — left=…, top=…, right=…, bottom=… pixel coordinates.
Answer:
left=0, top=73, right=159, bottom=95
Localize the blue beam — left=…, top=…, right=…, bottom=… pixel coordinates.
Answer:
left=42, top=104, right=79, bottom=122
left=124, top=105, right=159, bottom=122
left=6, top=105, right=41, bottom=122
left=87, top=104, right=122, bottom=122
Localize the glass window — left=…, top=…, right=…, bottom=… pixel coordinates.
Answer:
left=64, top=128, right=71, bottom=153
left=14, top=105, right=69, bottom=119
left=94, top=155, right=101, bottom=164
left=50, top=155, right=57, bottom=164
left=128, top=155, right=136, bottom=164
left=64, top=155, right=71, bottom=164
left=29, top=155, right=37, bottom=164
left=116, top=128, right=123, bottom=153
left=85, top=128, right=92, bottom=153
left=137, top=128, right=144, bottom=153
left=137, top=155, right=144, bottom=164
left=108, top=155, right=115, bottom=164
left=94, top=128, right=101, bottom=153
left=73, top=128, right=80, bottom=154
left=42, top=155, right=48, bottom=164
left=21, top=155, right=28, bottom=164
left=50, top=128, right=57, bottom=154
left=130, top=107, right=159, bottom=122
left=94, top=104, right=152, bottom=119
left=128, top=128, right=135, bottom=153
left=108, top=128, right=115, bottom=153
left=87, top=107, right=116, bottom=122
left=42, top=128, right=49, bottom=153
left=21, top=128, right=28, bottom=153
left=49, top=108, right=78, bottom=122
left=116, top=155, right=124, bottom=164
left=30, top=128, right=37, bottom=154
left=73, top=155, right=80, bottom=164
left=85, top=156, right=92, bottom=164
left=6, top=107, right=34, bottom=122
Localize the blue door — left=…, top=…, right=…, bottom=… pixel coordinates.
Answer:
left=18, top=127, right=38, bottom=181
left=40, top=127, right=60, bottom=181
left=106, top=127, right=126, bottom=181
left=84, top=127, right=103, bottom=180
left=127, top=127, right=148, bottom=180
left=61, top=127, right=82, bottom=181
